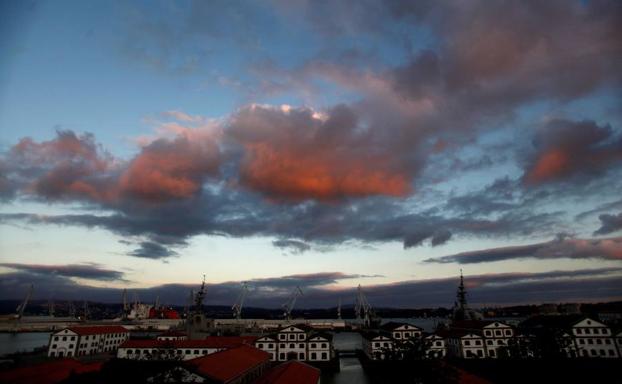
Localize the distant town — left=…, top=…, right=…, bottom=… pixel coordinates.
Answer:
left=1, top=274, right=621, bottom=383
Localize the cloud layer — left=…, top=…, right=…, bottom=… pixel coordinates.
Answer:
left=1, top=268, right=620, bottom=308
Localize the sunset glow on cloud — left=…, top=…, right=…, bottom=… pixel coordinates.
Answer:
left=0, top=0, right=621, bottom=307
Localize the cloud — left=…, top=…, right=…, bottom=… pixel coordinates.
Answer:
left=425, top=235, right=622, bottom=264
left=272, top=239, right=311, bottom=254
left=594, top=213, right=622, bottom=235
left=0, top=263, right=125, bottom=281
left=229, top=104, right=415, bottom=201
left=522, top=119, right=622, bottom=185
left=127, top=241, right=179, bottom=260
left=118, top=135, right=220, bottom=202
left=0, top=268, right=620, bottom=308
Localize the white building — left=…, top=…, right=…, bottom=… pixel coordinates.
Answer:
left=450, top=320, right=514, bottom=358
left=254, top=326, right=335, bottom=363
left=117, top=336, right=257, bottom=360
left=444, top=329, right=485, bottom=359
left=571, top=318, right=618, bottom=358
left=275, top=325, right=308, bottom=361
left=48, top=325, right=129, bottom=357
left=425, top=334, right=446, bottom=358
left=156, top=330, right=188, bottom=341
left=615, top=330, right=622, bottom=357
left=380, top=322, right=423, bottom=341
left=362, top=331, right=394, bottom=360
left=307, top=333, right=333, bottom=362
left=254, top=335, right=278, bottom=361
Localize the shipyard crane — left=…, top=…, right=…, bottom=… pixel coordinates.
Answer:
left=337, top=298, right=342, bottom=320
left=83, top=301, right=90, bottom=321
left=68, top=301, right=76, bottom=318
left=354, top=284, right=377, bottom=328
left=232, top=282, right=249, bottom=320
left=48, top=299, right=55, bottom=317
left=122, top=289, right=129, bottom=318
left=184, top=289, right=194, bottom=318
left=15, top=284, right=33, bottom=320
left=282, top=286, right=303, bottom=320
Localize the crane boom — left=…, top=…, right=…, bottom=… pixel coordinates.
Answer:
left=282, top=286, right=303, bottom=320
left=15, top=284, right=33, bottom=320
left=232, top=282, right=249, bottom=319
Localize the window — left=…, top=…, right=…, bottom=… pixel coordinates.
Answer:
left=383, top=342, right=388, bottom=347
left=322, top=352, right=327, bottom=359
left=62, top=337, right=67, bottom=341
left=52, top=344, right=57, bottom=349
left=127, top=349, right=133, bottom=354
left=487, top=340, right=493, bottom=345
left=484, top=331, right=491, bottom=337
left=299, top=353, right=305, bottom=359
left=279, top=353, right=285, bottom=360
left=579, top=339, right=585, bottom=344
left=435, top=341, right=442, bottom=347
left=176, top=350, right=182, bottom=354
left=395, top=333, right=401, bottom=339
left=588, top=339, right=594, bottom=344
left=70, top=336, right=75, bottom=341
left=464, top=341, right=471, bottom=346
left=576, top=329, right=583, bottom=334
left=311, top=343, right=316, bottom=348
left=590, top=350, right=597, bottom=356
left=279, top=335, right=286, bottom=340
left=605, top=339, right=611, bottom=344
left=599, top=350, right=605, bottom=356
left=585, top=329, right=591, bottom=334
left=268, top=344, right=274, bottom=348
left=495, top=330, right=502, bottom=336
left=608, top=350, right=615, bottom=356
left=289, top=343, right=295, bottom=348
left=186, top=349, right=191, bottom=354
left=289, top=334, right=295, bottom=340
left=489, top=350, right=496, bottom=357
left=311, top=352, right=317, bottom=360
left=477, top=350, right=483, bottom=357
left=54, top=336, right=59, bottom=341
left=298, top=334, right=304, bottom=340
left=69, top=344, right=73, bottom=349
left=597, top=339, right=603, bottom=344
left=404, top=332, right=410, bottom=338
left=258, top=343, right=264, bottom=348
left=194, top=350, right=199, bottom=354
left=280, top=344, right=285, bottom=348
left=504, top=330, right=511, bottom=336
left=299, top=343, right=304, bottom=348
left=374, top=342, right=380, bottom=348
left=321, top=343, right=327, bottom=348
left=475, top=340, right=481, bottom=346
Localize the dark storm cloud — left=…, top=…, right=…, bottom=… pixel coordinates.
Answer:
left=0, top=263, right=125, bottom=281
left=425, top=235, right=622, bottom=264
left=1, top=268, right=621, bottom=308
left=595, top=213, right=622, bottom=235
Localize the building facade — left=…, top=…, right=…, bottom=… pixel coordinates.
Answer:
left=362, top=331, right=394, bottom=360
left=254, top=325, right=335, bottom=363
left=425, top=334, right=446, bottom=358
left=48, top=326, right=129, bottom=357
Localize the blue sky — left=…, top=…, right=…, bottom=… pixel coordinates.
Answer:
left=0, top=0, right=621, bottom=308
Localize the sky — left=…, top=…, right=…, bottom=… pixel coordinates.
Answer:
left=0, top=0, right=621, bottom=309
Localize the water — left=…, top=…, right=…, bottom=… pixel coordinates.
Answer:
left=0, top=332, right=50, bottom=357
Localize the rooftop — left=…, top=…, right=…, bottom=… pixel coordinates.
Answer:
left=65, top=325, right=129, bottom=335
left=254, top=361, right=320, bottom=384
left=0, top=359, right=102, bottom=384
left=186, top=345, right=270, bottom=383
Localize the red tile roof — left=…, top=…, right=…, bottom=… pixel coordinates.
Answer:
left=186, top=345, right=270, bottom=383
left=255, top=361, right=321, bottom=384
left=120, top=336, right=258, bottom=349
left=0, top=359, right=102, bottom=384
left=66, top=325, right=129, bottom=335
